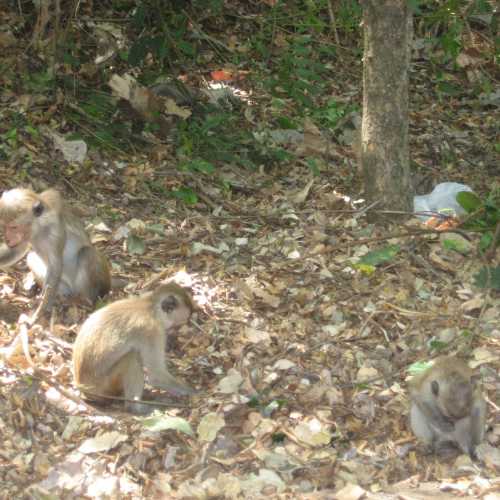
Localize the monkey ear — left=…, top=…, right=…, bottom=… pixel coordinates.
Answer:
left=431, top=380, right=440, bottom=396
left=161, top=295, right=178, bottom=313
left=32, top=201, right=44, bottom=217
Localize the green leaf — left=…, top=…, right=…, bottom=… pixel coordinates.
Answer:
left=358, top=244, right=400, bottom=266
left=428, top=339, right=448, bottom=351
left=150, top=36, right=168, bottom=60
left=479, top=232, right=493, bottom=252
left=460, top=329, right=473, bottom=339
left=129, top=37, right=149, bottom=66
left=306, top=158, right=320, bottom=176
left=354, top=382, right=370, bottom=390
left=178, top=40, right=196, bottom=57
left=437, top=81, right=461, bottom=96
left=132, top=4, right=146, bottom=28
left=126, top=234, right=146, bottom=255
left=407, top=360, right=432, bottom=375
left=474, top=266, right=500, bottom=290
left=147, top=223, right=165, bottom=235
left=5, top=128, right=17, bottom=140
left=247, top=396, right=260, bottom=408
left=171, top=187, right=198, bottom=205
left=187, top=159, right=215, bottom=174
left=352, top=263, right=375, bottom=275
left=141, top=415, right=194, bottom=436
left=271, top=432, right=286, bottom=444
left=275, top=116, right=297, bottom=129
left=26, top=125, right=39, bottom=137
left=263, top=400, right=281, bottom=417
left=456, top=191, right=482, bottom=213
left=408, top=0, right=421, bottom=14
left=441, top=237, right=470, bottom=255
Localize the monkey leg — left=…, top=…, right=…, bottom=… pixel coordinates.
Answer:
left=410, top=403, right=437, bottom=446
left=26, top=251, right=47, bottom=287
left=27, top=251, right=73, bottom=296
left=109, top=351, right=149, bottom=414
left=74, top=247, right=110, bottom=304
left=452, top=416, right=475, bottom=457
left=470, top=395, right=486, bottom=450
left=433, top=440, right=464, bottom=458
left=121, top=354, right=149, bottom=414
left=80, top=351, right=148, bottom=414
left=412, top=404, right=478, bottom=458
left=26, top=252, right=71, bottom=324
left=106, top=351, right=146, bottom=413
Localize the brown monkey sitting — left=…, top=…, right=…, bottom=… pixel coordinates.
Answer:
left=409, top=356, right=486, bottom=458
left=0, top=188, right=110, bottom=320
left=73, top=283, right=197, bottom=413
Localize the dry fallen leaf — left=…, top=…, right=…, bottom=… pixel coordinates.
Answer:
left=334, top=483, right=366, bottom=500
left=216, top=369, right=244, bottom=394
left=293, top=418, right=331, bottom=447
left=197, top=412, right=225, bottom=442
left=79, top=431, right=128, bottom=454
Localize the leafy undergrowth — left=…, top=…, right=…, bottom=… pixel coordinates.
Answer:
left=0, top=1, right=500, bottom=498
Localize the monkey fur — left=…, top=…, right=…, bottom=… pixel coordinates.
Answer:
left=73, top=283, right=197, bottom=413
left=0, top=188, right=110, bottom=320
left=409, top=356, right=486, bottom=457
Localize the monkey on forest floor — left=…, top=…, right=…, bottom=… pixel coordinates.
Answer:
left=73, top=282, right=197, bottom=414
left=409, top=356, right=486, bottom=458
left=0, top=188, right=111, bottom=321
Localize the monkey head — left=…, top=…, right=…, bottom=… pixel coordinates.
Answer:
left=152, top=283, right=194, bottom=330
left=431, top=370, right=475, bottom=420
left=0, top=189, right=46, bottom=247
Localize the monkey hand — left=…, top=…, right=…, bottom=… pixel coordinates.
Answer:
left=166, top=380, right=200, bottom=397
left=166, top=384, right=200, bottom=397
left=26, top=308, right=43, bottom=326
left=149, top=370, right=199, bottom=397
left=27, top=302, right=49, bottom=326
left=433, top=415, right=455, bottom=433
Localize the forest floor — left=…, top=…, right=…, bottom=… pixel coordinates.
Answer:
left=0, top=4, right=499, bottom=499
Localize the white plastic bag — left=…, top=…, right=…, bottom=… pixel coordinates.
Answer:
left=413, top=182, right=473, bottom=221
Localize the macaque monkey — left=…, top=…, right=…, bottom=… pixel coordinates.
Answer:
left=0, top=188, right=111, bottom=320
left=72, top=283, right=197, bottom=413
left=409, top=357, right=486, bottom=458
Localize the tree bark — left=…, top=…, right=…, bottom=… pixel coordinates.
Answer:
left=361, top=0, right=413, bottom=214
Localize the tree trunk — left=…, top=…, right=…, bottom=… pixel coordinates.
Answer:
left=361, top=0, right=413, bottom=214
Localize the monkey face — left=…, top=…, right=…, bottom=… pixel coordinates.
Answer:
left=450, top=382, right=473, bottom=418
left=153, top=284, right=193, bottom=330
left=443, top=381, right=473, bottom=419
left=0, top=189, right=39, bottom=245
left=4, top=223, right=30, bottom=247
left=163, top=296, right=192, bottom=328
left=153, top=293, right=192, bottom=331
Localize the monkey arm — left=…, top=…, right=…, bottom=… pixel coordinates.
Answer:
left=73, top=246, right=111, bottom=303
left=416, top=398, right=456, bottom=432
left=142, top=343, right=197, bottom=396
left=470, top=392, right=486, bottom=446
left=149, top=369, right=196, bottom=395
left=30, top=253, right=63, bottom=322
left=0, top=241, right=29, bottom=268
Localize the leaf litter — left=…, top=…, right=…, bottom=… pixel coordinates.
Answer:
left=1, top=164, right=498, bottom=498
left=0, top=6, right=499, bottom=499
